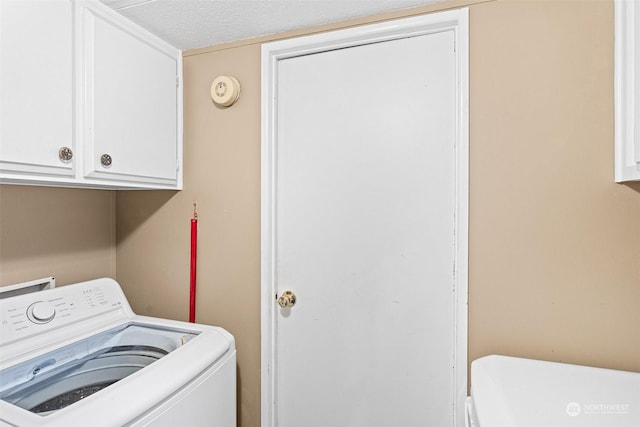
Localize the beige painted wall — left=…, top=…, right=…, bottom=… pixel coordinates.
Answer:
left=113, top=1, right=640, bottom=427
left=0, top=185, right=116, bottom=286
left=468, top=0, right=640, bottom=373
left=0, top=1, right=634, bottom=426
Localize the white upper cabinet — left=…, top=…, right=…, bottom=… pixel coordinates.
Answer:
left=0, top=0, right=183, bottom=189
left=78, top=1, right=181, bottom=187
left=0, top=0, right=75, bottom=178
left=615, top=0, right=640, bottom=182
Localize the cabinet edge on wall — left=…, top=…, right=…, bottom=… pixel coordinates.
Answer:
left=614, top=0, right=640, bottom=182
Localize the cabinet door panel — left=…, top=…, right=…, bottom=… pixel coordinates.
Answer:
left=0, top=0, right=73, bottom=176
left=81, top=5, right=179, bottom=185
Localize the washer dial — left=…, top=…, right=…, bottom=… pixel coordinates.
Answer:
left=27, top=301, right=56, bottom=324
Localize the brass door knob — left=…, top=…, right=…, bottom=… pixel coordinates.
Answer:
left=278, top=290, right=296, bottom=308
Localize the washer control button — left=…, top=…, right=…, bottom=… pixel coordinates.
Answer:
left=27, top=302, right=56, bottom=324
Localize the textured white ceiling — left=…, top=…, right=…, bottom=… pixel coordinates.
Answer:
left=100, top=0, right=444, bottom=51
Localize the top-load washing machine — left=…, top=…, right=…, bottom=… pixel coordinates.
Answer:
left=0, top=278, right=236, bottom=426
left=466, top=355, right=640, bottom=427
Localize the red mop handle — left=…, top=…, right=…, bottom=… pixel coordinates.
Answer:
left=189, top=204, right=198, bottom=323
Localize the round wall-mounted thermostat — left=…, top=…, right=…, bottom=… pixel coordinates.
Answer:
left=210, top=75, right=241, bottom=108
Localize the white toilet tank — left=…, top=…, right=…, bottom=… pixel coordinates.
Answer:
left=466, top=355, right=640, bottom=427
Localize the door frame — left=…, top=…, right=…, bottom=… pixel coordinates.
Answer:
left=261, top=9, right=469, bottom=426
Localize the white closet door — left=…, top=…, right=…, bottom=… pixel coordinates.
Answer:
left=271, top=29, right=459, bottom=427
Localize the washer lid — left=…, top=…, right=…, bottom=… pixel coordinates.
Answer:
left=0, top=321, right=213, bottom=417
left=0, top=320, right=234, bottom=426
left=0, top=323, right=198, bottom=395
left=470, top=355, right=640, bottom=427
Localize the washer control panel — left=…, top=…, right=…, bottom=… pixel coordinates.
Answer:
left=0, top=278, right=129, bottom=345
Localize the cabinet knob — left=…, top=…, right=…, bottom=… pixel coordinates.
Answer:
left=58, top=147, right=73, bottom=162
left=100, top=154, right=112, bottom=167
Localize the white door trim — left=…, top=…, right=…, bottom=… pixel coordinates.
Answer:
left=261, top=8, right=469, bottom=426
